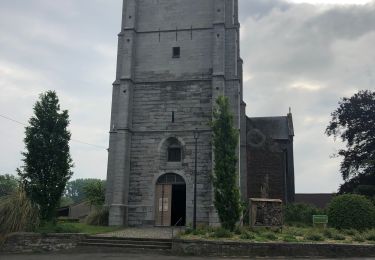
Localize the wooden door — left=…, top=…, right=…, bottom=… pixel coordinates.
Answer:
left=155, top=184, right=172, bottom=226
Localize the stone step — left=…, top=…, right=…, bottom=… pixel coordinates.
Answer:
left=87, top=236, right=172, bottom=242
left=82, top=238, right=172, bottom=246
left=78, top=241, right=171, bottom=250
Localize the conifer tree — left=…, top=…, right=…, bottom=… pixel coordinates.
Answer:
left=18, top=91, right=73, bottom=222
left=212, top=95, right=241, bottom=230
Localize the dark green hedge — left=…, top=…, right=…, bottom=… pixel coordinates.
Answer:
left=328, top=194, right=375, bottom=230
left=284, top=203, right=325, bottom=226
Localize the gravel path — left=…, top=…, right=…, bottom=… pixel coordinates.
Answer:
left=95, top=227, right=184, bottom=239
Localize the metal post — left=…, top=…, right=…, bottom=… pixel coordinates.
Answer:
left=193, top=129, right=199, bottom=230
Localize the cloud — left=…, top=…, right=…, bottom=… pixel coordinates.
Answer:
left=288, top=0, right=373, bottom=5
left=0, top=0, right=121, bottom=180
left=240, top=0, right=375, bottom=192
left=0, top=0, right=373, bottom=193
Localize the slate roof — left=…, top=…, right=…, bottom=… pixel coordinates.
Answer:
left=295, top=193, right=335, bottom=209
left=247, top=114, right=294, bottom=140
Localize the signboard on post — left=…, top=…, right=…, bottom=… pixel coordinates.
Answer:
left=313, top=215, right=328, bottom=228
left=249, top=198, right=283, bottom=229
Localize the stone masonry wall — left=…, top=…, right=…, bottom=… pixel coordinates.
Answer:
left=106, top=0, right=244, bottom=226
left=1, top=233, right=86, bottom=253
left=137, top=0, right=214, bottom=31
left=128, top=81, right=213, bottom=226
left=172, top=239, right=375, bottom=258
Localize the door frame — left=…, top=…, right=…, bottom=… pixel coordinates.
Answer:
left=154, top=173, right=186, bottom=227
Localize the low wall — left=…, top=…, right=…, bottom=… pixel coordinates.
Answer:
left=172, top=239, right=375, bottom=258
left=0, top=233, right=86, bottom=253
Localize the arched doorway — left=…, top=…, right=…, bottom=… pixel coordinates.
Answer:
left=155, top=173, right=186, bottom=227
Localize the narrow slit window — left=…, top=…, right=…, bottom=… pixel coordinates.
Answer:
left=172, top=111, right=175, bottom=123
left=172, top=47, right=180, bottom=58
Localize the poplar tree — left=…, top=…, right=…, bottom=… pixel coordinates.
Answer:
left=18, top=91, right=73, bottom=222
left=212, top=95, right=241, bottom=230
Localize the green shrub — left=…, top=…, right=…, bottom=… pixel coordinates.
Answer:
left=210, top=228, right=232, bottom=238
left=342, top=229, right=358, bottom=236
left=284, top=203, right=325, bottom=226
left=353, top=233, right=365, bottom=242
left=234, top=226, right=255, bottom=236
left=37, top=222, right=80, bottom=234
left=54, top=223, right=81, bottom=233
left=240, top=231, right=256, bottom=240
left=192, top=228, right=207, bottom=236
left=332, top=233, right=346, bottom=241
left=365, top=230, right=375, bottom=241
left=322, top=228, right=334, bottom=239
left=305, top=232, right=325, bottom=241
left=0, top=189, right=39, bottom=235
left=234, top=226, right=243, bottom=235
left=284, top=226, right=304, bottom=237
left=263, top=232, right=278, bottom=241
left=328, top=194, right=375, bottom=230
left=242, top=200, right=250, bottom=226
left=322, top=228, right=346, bottom=240
left=282, top=235, right=297, bottom=242
left=184, top=227, right=193, bottom=235
left=85, top=207, right=109, bottom=226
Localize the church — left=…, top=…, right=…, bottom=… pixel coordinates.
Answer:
left=105, top=0, right=295, bottom=227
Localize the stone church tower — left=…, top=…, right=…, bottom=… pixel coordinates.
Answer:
left=105, top=0, right=247, bottom=226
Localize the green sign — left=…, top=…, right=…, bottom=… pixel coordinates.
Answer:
left=313, top=215, right=328, bottom=225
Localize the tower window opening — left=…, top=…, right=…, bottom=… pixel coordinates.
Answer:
left=168, top=147, right=181, bottom=162
left=172, top=111, right=175, bottom=123
left=172, top=47, right=180, bottom=58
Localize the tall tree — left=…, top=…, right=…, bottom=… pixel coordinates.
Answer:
left=326, top=90, right=375, bottom=193
left=18, top=91, right=73, bottom=222
left=0, top=174, right=19, bottom=197
left=211, top=95, right=241, bottom=230
left=64, top=178, right=102, bottom=203
left=83, top=180, right=106, bottom=208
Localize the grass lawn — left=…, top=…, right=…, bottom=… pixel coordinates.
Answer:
left=179, top=226, right=375, bottom=245
left=36, top=222, right=123, bottom=235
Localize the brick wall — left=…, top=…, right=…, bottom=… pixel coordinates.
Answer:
left=247, top=148, right=285, bottom=201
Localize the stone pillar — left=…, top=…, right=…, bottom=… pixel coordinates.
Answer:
left=106, top=0, right=137, bottom=226
left=238, top=54, right=248, bottom=200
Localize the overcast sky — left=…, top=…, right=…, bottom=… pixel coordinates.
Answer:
left=0, top=0, right=374, bottom=193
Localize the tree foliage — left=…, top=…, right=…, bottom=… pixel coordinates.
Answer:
left=0, top=174, right=19, bottom=197
left=339, top=173, right=375, bottom=198
left=83, top=180, right=106, bottom=208
left=64, top=178, right=102, bottom=203
left=18, top=91, right=73, bottom=222
left=326, top=90, right=375, bottom=191
left=212, top=95, right=241, bottom=231
left=284, top=203, right=325, bottom=226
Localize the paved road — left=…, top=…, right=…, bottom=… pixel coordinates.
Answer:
left=1, top=251, right=374, bottom=260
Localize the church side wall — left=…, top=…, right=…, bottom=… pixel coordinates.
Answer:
left=246, top=148, right=285, bottom=201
